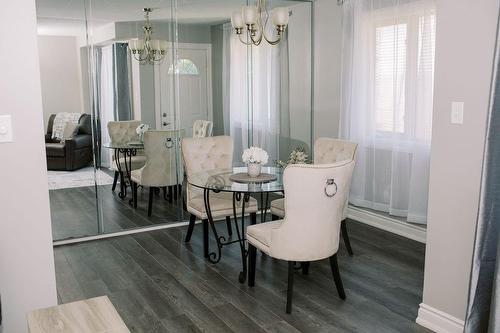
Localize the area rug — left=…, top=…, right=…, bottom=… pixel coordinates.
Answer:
left=47, top=166, right=115, bottom=190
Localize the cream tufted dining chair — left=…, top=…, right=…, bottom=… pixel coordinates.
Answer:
left=270, top=138, right=358, bottom=255
left=192, top=120, right=213, bottom=138
left=107, top=121, right=146, bottom=192
left=130, top=131, right=181, bottom=216
left=247, top=161, right=355, bottom=313
left=181, top=136, right=258, bottom=258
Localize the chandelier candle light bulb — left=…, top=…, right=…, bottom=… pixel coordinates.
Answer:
left=242, top=6, right=259, bottom=25
left=272, top=7, right=290, bottom=28
left=231, top=11, right=244, bottom=29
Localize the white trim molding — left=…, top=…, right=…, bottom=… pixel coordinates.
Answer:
left=347, top=205, right=427, bottom=243
left=416, top=303, right=465, bottom=333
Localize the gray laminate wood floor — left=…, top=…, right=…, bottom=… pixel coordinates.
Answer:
left=50, top=184, right=185, bottom=240
left=54, top=219, right=431, bottom=333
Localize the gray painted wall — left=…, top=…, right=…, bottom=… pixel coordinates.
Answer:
left=38, top=35, right=84, bottom=129
left=313, top=0, right=342, bottom=140
left=0, top=1, right=58, bottom=331
left=420, top=0, right=499, bottom=322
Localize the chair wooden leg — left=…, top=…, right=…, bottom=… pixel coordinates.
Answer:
left=302, top=262, right=310, bottom=275
left=148, top=187, right=154, bottom=217
left=185, top=214, right=196, bottom=243
left=167, top=186, right=173, bottom=203
left=250, top=212, right=257, bottom=225
left=226, top=216, right=233, bottom=236
left=119, top=171, right=125, bottom=194
left=132, top=182, right=138, bottom=209
left=248, top=243, right=257, bottom=287
left=202, top=219, right=209, bottom=258
left=174, top=184, right=178, bottom=200
left=341, top=219, right=354, bottom=256
left=329, top=254, right=346, bottom=300
left=112, top=171, right=119, bottom=191
left=286, top=261, right=295, bottom=314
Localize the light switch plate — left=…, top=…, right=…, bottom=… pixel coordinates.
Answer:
left=0, top=115, right=13, bottom=142
left=451, top=102, right=464, bottom=124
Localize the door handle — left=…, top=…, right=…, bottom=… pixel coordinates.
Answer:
left=162, top=113, right=167, bottom=117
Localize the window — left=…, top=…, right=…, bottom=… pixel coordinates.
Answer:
left=375, top=22, right=407, bottom=134
left=373, top=12, right=436, bottom=140
left=168, top=58, right=199, bottom=75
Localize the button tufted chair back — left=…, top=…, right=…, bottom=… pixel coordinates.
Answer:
left=313, top=138, right=357, bottom=220
left=107, top=120, right=142, bottom=145
left=192, top=120, right=213, bottom=138
left=181, top=136, right=233, bottom=200
left=139, top=130, right=181, bottom=187
left=271, top=161, right=355, bottom=261
left=314, top=138, right=357, bottom=164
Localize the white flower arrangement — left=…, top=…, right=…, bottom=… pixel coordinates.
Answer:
left=136, top=123, right=150, bottom=136
left=242, top=147, right=269, bottom=165
left=276, top=147, right=308, bottom=168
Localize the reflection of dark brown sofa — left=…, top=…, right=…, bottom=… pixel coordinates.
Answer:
left=45, top=114, right=93, bottom=171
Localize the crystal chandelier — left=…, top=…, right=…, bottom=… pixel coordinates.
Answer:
left=128, top=8, right=167, bottom=64
left=230, top=0, right=290, bottom=46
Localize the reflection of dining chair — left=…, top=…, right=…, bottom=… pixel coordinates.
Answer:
left=192, top=120, right=213, bottom=138
left=247, top=161, right=355, bottom=313
left=270, top=138, right=358, bottom=255
left=130, top=131, right=180, bottom=217
left=181, top=136, right=258, bottom=258
left=107, top=121, right=146, bottom=191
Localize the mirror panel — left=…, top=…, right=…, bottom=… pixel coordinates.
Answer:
left=36, top=0, right=313, bottom=242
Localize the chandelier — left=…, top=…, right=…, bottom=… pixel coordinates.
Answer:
left=230, top=0, right=289, bottom=46
left=128, top=8, right=167, bottom=64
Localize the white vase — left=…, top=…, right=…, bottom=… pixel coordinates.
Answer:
left=247, top=162, right=262, bottom=177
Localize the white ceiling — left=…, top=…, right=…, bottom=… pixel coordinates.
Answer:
left=36, top=0, right=307, bottom=36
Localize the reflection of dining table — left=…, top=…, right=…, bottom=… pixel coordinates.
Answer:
left=188, top=166, right=284, bottom=283
left=103, top=142, right=144, bottom=201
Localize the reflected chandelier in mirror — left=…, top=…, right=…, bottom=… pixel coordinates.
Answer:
left=128, top=8, right=167, bottom=64
left=231, top=0, right=289, bottom=46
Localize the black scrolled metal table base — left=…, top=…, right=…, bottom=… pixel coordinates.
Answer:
left=113, top=148, right=137, bottom=202
left=203, top=188, right=259, bottom=283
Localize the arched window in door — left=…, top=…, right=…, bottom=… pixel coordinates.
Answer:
left=168, top=58, right=199, bottom=75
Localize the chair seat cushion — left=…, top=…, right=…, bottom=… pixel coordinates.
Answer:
left=188, top=192, right=258, bottom=220
left=130, top=169, right=142, bottom=184
left=111, top=156, right=146, bottom=171
left=246, top=220, right=283, bottom=248
left=270, top=198, right=285, bottom=218
left=46, top=143, right=65, bottom=157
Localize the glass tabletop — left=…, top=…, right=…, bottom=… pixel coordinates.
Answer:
left=103, top=142, right=144, bottom=149
left=188, top=166, right=284, bottom=193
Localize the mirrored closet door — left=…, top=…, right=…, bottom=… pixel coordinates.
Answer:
left=36, top=0, right=313, bottom=242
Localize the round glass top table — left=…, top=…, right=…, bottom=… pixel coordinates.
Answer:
left=103, top=142, right=144, bottom=200
left=187, top=166, right=284, bottom=283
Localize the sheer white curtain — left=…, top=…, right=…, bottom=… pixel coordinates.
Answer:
left=98, top=45, right=115, bottom=168
left=223, top=23, right=249, bottom=161
left=222, top=23, right=285, bottom=163
left=340, top=0, right=436, bottom=223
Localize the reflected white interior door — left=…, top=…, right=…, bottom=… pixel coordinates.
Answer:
left=155, top=44, right=212, bottom=136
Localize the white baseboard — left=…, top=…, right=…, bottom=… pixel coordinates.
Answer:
left=347, top=206, right=427, bottom=243
left=416, top=303, right=465, bottom=333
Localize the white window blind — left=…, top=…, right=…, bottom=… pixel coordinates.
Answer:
left=374, top=12, right=436, bottom=141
